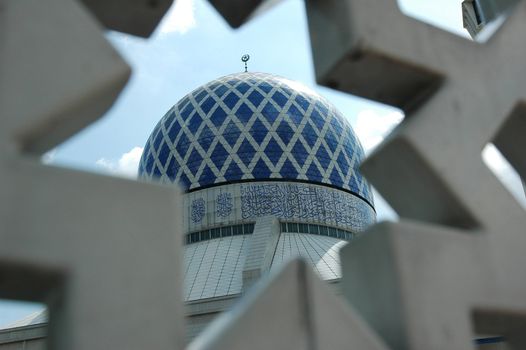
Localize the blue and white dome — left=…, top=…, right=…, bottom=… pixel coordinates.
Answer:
left=139, top=72, right=373, bottom=206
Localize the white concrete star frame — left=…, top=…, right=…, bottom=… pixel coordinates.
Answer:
left=0, top=1, right=183, bottom=349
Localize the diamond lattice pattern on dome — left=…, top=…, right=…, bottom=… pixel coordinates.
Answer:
left=139, top=72, right=373, bottom=205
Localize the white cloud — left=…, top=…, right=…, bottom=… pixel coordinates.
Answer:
left=482, top=144, right=526, bottom=208
left=96, top=147, right=143, bottom=179
left=158, top=0, right=196, bottom=34
left=352, top=109, right=404, bottom=153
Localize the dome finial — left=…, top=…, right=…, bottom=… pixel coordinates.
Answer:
left=241, top=54, right=250, bottom=72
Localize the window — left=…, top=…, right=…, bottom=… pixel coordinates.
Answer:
left=309, top=224, right=319, bottom=235
left=211, top=228, right=220, bottom=239
left=299, top=223, right=309, bottom=233
left=288, top=222, right=298, bottom=232
left=244, top=223, right=255, bottom=234
left=221, top=226, right=232, bottom=237
left=186, top=222, right=356, bottom=244
left=200, top=230, right=210, bottom=240
left=233, top=224, right=243, bottom=235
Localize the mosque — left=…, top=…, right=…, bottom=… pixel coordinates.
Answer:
left=0, top=70, right=376, bottom=347
left=137, top=70, right=376, bottom=339
left=0, top=69, right=507, bottom=349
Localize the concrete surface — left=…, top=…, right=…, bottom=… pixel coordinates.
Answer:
left=188, top=259, right=388, bottom=350
left=0, top=0, right=184, bottom=349
left=81, top=0, right=174, bottom=37
left=305, top=0, right=526, bottom=349
left=207, top=0, right=282, bottom=28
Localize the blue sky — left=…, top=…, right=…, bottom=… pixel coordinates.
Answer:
left=2, top=0, right=524, bottom=329
left=47, top=0, right=398, bottom=172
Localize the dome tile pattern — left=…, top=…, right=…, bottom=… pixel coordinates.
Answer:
left=139, top=72, right=373, bottom=205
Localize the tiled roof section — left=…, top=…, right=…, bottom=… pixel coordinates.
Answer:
left=182, top=233, right=347, bottom=301
left=271, top=233, right=346, bottom=281
left=184, top=235, right=249, bottom=301
left=2, top=310, right=48, bottom=329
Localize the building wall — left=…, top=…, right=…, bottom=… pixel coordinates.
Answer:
left=0, top=325, right=46, bottom=350
left=0, top=339, right=45, bottom=350
left=184, top=181, right=375, bottom=233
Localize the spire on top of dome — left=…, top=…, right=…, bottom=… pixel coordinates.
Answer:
left=241, top=54, right=250, bottom=72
